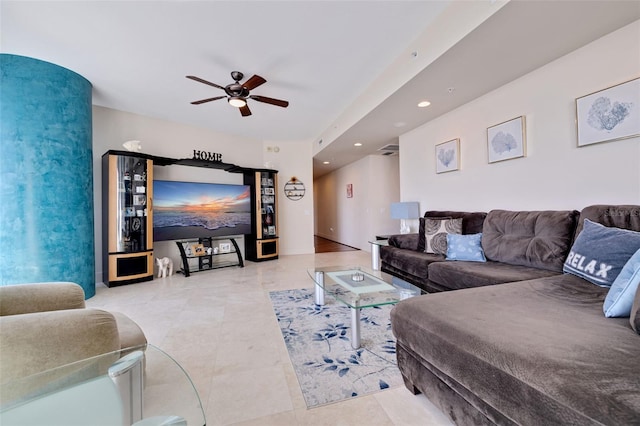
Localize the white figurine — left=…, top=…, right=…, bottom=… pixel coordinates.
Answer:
left=156, top=257, right=174, bottom=278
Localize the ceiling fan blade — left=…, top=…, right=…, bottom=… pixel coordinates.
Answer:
left=186, top=75, right=225, bottom=90
left=190, top=96, right=226, bottom=105
left=240, top=104, right=252, bottom=117
left=243, top=74, right=267, bottom=91
left=250, top=95, right=289, bottom=108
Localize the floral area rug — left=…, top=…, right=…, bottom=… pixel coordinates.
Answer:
left=269, top=288, right=402, bottom=408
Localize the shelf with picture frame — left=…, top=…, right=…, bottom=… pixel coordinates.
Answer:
left=244, top=170, right=279, bottom=261
left=175, top=236, right=244, bottom=277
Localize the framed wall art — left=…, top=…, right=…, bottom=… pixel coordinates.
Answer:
left=576, top=77, right=639, bottom=147
left=435, top=138, right=460, bottom=174
left=346, top=183, right=353, bottom=198
left=487, top=116, right=526, bottom=163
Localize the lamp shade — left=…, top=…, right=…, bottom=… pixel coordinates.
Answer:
left=390, top=202, right=420, bottom=220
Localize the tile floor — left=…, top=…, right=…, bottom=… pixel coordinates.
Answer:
left=87, top=251, right=453, bottom=426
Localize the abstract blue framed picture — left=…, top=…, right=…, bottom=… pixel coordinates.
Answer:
left=576, top=77, right=640, bottom=147
left=487, top=116, right=526, bottom=163
left=435, top=138, right=460, bottom=173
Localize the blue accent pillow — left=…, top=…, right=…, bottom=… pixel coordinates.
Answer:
left=604, top=248, right=640, bottom=317
left=446, top=233, right=486, bottom=262
left=563, top=219, right=640, bottom=287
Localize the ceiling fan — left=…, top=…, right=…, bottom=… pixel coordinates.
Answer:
left=186, top=71, right=289, bottom=117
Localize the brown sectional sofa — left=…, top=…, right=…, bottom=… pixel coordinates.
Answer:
left=384, top=205, right=640, bottom=425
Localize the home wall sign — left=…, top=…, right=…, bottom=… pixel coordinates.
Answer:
left=284, top=177, right=305, bottom=201
left=192, top=149, right=223, bottom=162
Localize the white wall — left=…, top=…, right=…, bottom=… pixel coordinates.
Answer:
left=400, top=20, right=640, bottom=212
left=314, top=155, right=400, bottom=250
left=262, top=140, right=315, bottom=255
left=92, top=107, right=315, bottom=283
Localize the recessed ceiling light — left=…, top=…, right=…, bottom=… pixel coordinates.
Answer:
left=354, top=143, right=363, bottom=147
left=323, top=161, right=330, bottom=165
left=417, top=101, right=431, bottom=108
left=393, top=121, right=407, bottom=128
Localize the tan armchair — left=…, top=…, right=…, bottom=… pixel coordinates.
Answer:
left=0, top=282, right=147, bottom=384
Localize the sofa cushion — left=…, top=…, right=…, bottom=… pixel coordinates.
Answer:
left=575, top=204, right=640, bottom=239
left=632, top=285, right=640, bottom=334
left=424, top=218, right=462, bottom=255
left=380, top=245, right=443, bottom=283
left=482, top=209, right=579, bottom=272
left=564, top=219, right=640, bottom=287
left=427, top=260, right=559, bottom=291
left=604, top=249, right=640, bottom=317
left=445, top=233, right=486, bottom=262
left=418, top=211, right=487, bottom=251
left=391, top=274, right=640, bottom=425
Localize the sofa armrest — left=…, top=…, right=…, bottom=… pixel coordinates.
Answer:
left=111, top=311, right=148, bottom=351
left=0, top=309, right=120, bottom=383
left=389, top=234, right=420, bottom=251
left=0, top=282, right=86, bottom=316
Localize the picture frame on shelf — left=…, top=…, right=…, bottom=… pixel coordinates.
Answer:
left=219, top=242, right=232, bottom=253
left=576, top=77, right=639, bottom=147
left=268, top=226, right=276, bottom=235
left=487, top=116, right=526, bottom=163
left=435, top=138, right=460, bottom=173
left=192, top=243, right=205, bottom=256
left=265, top=187, right=275, bottom=195
left=133, top=194, right=146, bottom=205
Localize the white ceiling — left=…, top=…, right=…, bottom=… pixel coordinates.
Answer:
left=2, top=1, right=639, bottom=179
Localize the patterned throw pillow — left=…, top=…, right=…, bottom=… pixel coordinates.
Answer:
left=603, top=248, right=640, bottom=317
left=446, top=233, right=486, bottom=262
left=418, top=217, right=451, bottom=252
left=424, top=218, right=462, bottom=255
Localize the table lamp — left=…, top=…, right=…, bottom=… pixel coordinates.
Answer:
left=390, top=202, right=420, bottom=234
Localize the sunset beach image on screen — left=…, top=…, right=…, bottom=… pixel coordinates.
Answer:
left=153, top=180, right=252, bottom=241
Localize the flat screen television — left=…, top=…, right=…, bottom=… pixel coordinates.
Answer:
left=153, top=180, right=252, bottom=241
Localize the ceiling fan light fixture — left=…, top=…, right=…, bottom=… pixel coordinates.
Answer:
left=228, top=97, right=247, bottom=108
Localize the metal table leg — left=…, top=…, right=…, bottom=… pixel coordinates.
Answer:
left=371, top=243, right=381, bottom=270
left=351, top=302, right=361, bottom=349
left=314, top=271, right=325, bottom=306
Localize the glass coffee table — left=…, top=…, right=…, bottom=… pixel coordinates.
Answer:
left=308, top=266, right=423, bottom=349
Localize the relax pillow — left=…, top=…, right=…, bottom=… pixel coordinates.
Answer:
left=563, top=219, right=640, bottom=287
left=424, top=218, right=462, bottom=255
left=446, top=233, right=486, bottom=262
left=603, top=248, right=640, bottom=317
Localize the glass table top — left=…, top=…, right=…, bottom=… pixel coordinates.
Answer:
left=307, top=265, right=423, bottom=309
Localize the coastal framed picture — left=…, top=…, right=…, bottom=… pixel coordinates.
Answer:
left=576, top=77, right=640, bottom=147
left=435, top=138, right=460, bottom=174
left=487, top=116, right=526, bottom=163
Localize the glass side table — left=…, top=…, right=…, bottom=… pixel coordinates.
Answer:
left=368, top=239, right=389, bottom=270
left=0, top=345, right=205, bottom=426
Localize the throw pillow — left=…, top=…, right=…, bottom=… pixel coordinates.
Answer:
left=418, top=216, right=451, bottom=252
left=603, top=248, right=640, bottom=317
left=424, top=218, right=462, bottom=255
left=563, top=219, right=640, bottom=287
left=446, top=233, right=486, bottom=262
left=631, top=284, right=640, bottom=334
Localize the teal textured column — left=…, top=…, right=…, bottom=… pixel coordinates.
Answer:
left=0, top=54, right=95, bottom=298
